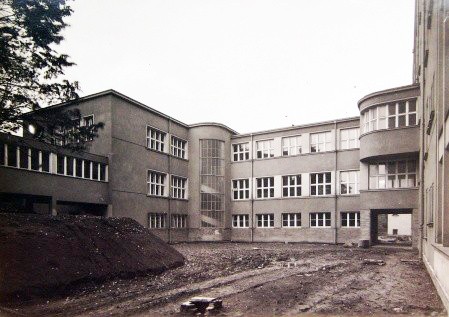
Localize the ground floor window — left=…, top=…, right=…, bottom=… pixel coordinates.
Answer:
left=310, top=212, right=331, bottom=228
left=341, top=212, right=360, bottom=228
left=232, top=214, right=249, bottom=228
left=148, top=213, right=166, bottom=228
left=256, top=214, right=274, bottom=228
left=171, top=214, right=187, bottom=228
left=282, top=213, right=301, bottom=227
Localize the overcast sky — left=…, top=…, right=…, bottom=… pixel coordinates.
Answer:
left=58, top=0, right=415, bottom=133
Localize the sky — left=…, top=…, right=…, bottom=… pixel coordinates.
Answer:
left=57, top=0, right=416, bottom=134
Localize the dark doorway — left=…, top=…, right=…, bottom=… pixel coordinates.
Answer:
left=370, top=209, right=412, bottom=246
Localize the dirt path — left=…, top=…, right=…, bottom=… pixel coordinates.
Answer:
left=1, top=243, right=445, bottom=316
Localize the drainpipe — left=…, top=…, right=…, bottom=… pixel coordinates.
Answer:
left=334, top=120, right=338, bottom=244
left=419, top=0, right=425, bottom=259
left=168, top=119, right=172, bottom=244
left=250, top=133, right=254, bottom=243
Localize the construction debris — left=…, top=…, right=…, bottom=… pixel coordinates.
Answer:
left=180, top=297, right=223, bottom=315
left=362, top=259, right=385, bottom=266
left=400, top=259, right=420, bottom=264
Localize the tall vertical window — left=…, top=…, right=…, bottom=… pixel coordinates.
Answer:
left=256, top=214, right=274, bottom=228
left=282, top=136, right=302, bottom=156
left=341, top=212, right=360, bottom=228
left=171, top=176, right=187, bottom=199
left=232, top=214, right=249, bottom=228
left=282, top=213, right=301, bottom=227
left=146, top=127, right=166, bottom=152
left=340, top=128, right=360, bottom=150
left=282, top=175, right=302, bottom=197
left=147, top=170, right=167, bottom=196
left=310, top=172, right=332, bottom=196
left=200, top=139, right=225, bottom=228
left=369, top=160, right=416, bottom=189
left=19, top=147, right=28, bottom=169
left=310, top=212, right=331, bottom=228
left=340, top=171, right=360, bottom=195
left=310, top=132, right=331, bottom=153
left=232, top=179, right=250, bottom=200
left=7, top=144, right=17, bottom=167
left=148, top=213, right=166, bottom=228
left=171, top=136, right=187, bottom=159
left=256, top=177, right=274, bottom=199
left=232, top=143, right=250, bottom=161
left=256, top=140, right=274, bottom=159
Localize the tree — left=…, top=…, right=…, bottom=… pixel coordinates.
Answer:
left=0, top=0, right=103, bottom=151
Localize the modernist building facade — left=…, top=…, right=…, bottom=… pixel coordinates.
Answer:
left=0, top=0, right=447, bottom=309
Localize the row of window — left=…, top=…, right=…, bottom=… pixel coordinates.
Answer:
left=0, top=143, right=107, bottom=182
left=148, top=213, right=188, bottom=228
left=147, top=170, right=188, bottom=199
left=361, top=100, right=417, bottom=134
left=233, top=212, right=360, bottom=228
left=232, top=171, right=360, bottom=200
left=369, top=160, right=417, bottom=189
left=232, top=127, right=360, bottom=162
left=146, top=127, right=187, bottom=159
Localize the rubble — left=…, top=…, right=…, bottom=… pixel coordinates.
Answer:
left=362, top=259, right=386, bottom=266
left=180, top=297, right=223, bottom=315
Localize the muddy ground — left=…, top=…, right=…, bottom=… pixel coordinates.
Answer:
left=0, top=243, right=445, bottom=316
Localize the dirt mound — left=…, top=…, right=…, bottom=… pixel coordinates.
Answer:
left=0, top=213, right=184, bottom=301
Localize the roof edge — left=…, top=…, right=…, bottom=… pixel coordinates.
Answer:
left=357, top=83, right=420, bottom=109
left=189, top=122, right=238, bottom=135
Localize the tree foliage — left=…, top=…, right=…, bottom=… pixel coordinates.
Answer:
left=0, top=0, right=103, bottom=151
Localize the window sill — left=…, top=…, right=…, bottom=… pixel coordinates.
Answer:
left=340, top=226, right=361, bottom=229
left=146, top=147, right=189, bottom=161
left=232, top=227, right=250, bottom=229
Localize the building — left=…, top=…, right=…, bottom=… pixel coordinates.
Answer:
left=0, top=0, right=447, bottom=310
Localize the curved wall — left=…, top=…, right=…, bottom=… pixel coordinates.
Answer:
left=358, top=84, right=420, bottom=113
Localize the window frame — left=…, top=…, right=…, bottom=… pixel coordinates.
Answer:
left=256, top=214, right=274, bottom=228
left=282, top=213, right=301, bottom=228
left=369, top=160, right=417, bottom=189
left=232, top=214, right=249, bottom=228
left=171, top=214, right=187, bottom=228
left=341, top=212, right=360, bottom=228
left=171, top=175, right=187, bottom=199
left=147, top=170, right=167, bottom=197
left=282, top=174, right=302, bottom=197
left=340, top=170, right=360, bottom=195
left=232, top=178, right=250, bottom=200
left=146, top=126, right=167, bottom=153
left=309, top=212, right=332, bottom=228
left=171, top=135, right=187, bottom=159
left=256, top=139, right=274, bottom=159
left=310, top=172, right=332, bottom=196
left=310, top=131, right=332, bottom=153
left=255, top=177, right=275, bottom=199
left=340, top=127, right=360, bottom=150
left=232, top=142, right=250, bottom=162
left=148, top=213, right=166, bottom=229
left=282, top=135, right=302, bottom=156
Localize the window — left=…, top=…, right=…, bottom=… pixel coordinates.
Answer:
left=232, top=214, right=249, bottom=228
left=19, top=147, right=28, bottom=169
left=200, top=139, right=225, bottom=227
left=172, top=214, right=187, bottom=228
left=171, top=136, right=187, bottom=159
left=387, top=100, right=417, bottom=129
left=310, top=132, right=331, bottom=153
left=232, top=142, right=250, bottom=161
left=282, top=175, right=302, bottom=197
left=369, top=160, right=417, bottom=189
left=310, top=172, right=332, bottom=196
left=66, top=157, right=74, bottom=176
left=82, top=115, right=94, bottom=141
left=282, top=213, right=301, bottom=227
left=256, top=177, right=274, bottom=199
left=147, top=170, right=167, bottom=196
left=340, top=128, right=360, bottom=150
left=75, top=158, right=83, bottom=177
left=341, top=212, right=360, bottom=228
left=146, top=127, right=166, bottom=152
left=340, top=171, right=359, bottom=195
left=282, top=136, right=302, bottom=156
left=41, top=151, right=50, bottom=172
left=99, top=164, right=107, bottom=181
left=57, top=155, right=65, bottom=174
left=310, top=212, right=331, bottom=228
left=148, top=213, right=166, bottom=228
left=232, top=179, right=250, bottom=200
left=30, top=149, right=39, bottom=170
left=7, top=145, right=17, bottom=167
left=171, top=176, right=187, bottom=199
left=257, top=214, right=274, bottom=228
left=0, top=143, right=4, bottom=165
left=83, top=160, right=91, bottom=179
left=92, top=162, right=99, bottom=180
left=256, top=140, right=274, bottom=159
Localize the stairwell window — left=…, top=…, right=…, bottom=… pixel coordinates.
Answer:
left=232, top=214, right=249, bottom=228
left=147, top=170, right=167, bottom=196
left=257, top=214, right=274, bottom=228
left=148, top=213, right=166, bottom=228
left=341, top=212, right=360, bottom=228
left=310, top=132, right=331, bottom=153
left=232, top=142, right=250, bottom=161
left=310, top=212, right=331, bottom=228
left=310, top=172, right=332, bottom=196
left=256, top=177, right=274, bottom=199
left=232, top=179, right=250, bottom=200
left=147, top=127, right=166, bottom=152
left=282, top=136, right=302, bottom=156
left=256, top=139, right=274, bottom=159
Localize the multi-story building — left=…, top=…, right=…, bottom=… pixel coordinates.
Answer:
left=0, top=0, right=447, bottom=310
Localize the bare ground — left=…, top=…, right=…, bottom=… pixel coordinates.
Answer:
left=0, top=243, right=445, bottom=316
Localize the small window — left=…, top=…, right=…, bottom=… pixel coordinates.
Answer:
left=256, top=177, right=274, bottom=199
left=146, top=127, right=166, bottom=152
left=282, top=213, right=301, bottom=228
left=232, top=214, right=249, bottom=228
left=232, top=179, right=250, bottom=200
left=282, top=175, right=302, bottom=197
left=256, top=214, right=274, bottom=228
left=341, top=212, right=360, bottom=228
left=310, top=212, right=331, bottom=228
left=148, top=213, right=166, bottom=228
left=232, top=143, right=250, bottom=161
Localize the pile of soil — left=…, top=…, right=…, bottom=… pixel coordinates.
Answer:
left=0, top=213, right=184, bottom=301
